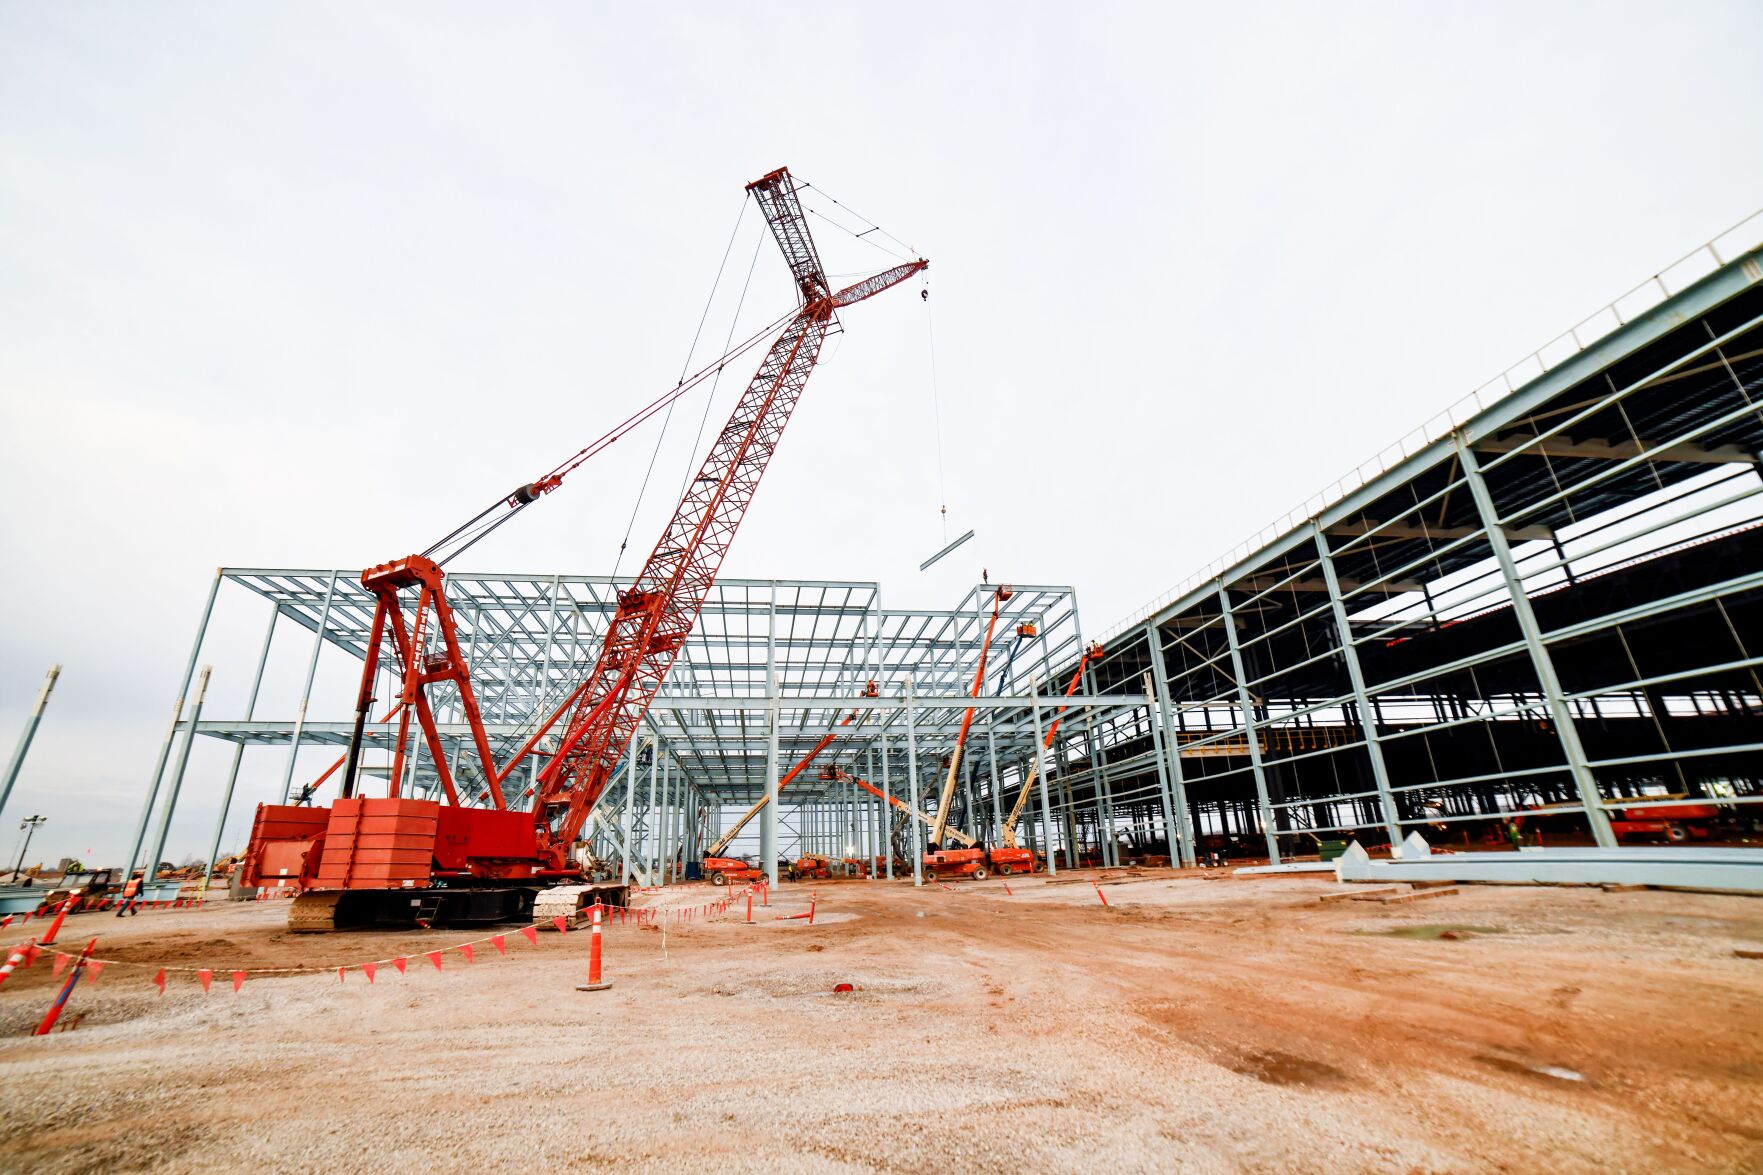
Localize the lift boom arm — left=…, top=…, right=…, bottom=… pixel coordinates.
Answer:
left=830, top=767, right=960, bottom=842
left=926, top=587, right=1009, bottom=846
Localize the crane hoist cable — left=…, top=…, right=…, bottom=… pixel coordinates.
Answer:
left=612, top=197, right=751, bottom=580
left=418, top=304, right=796, bottom=568
left=798, top=180, right=919, bottom=259
left=671, top=223, right=768, bottom=515
left=924, top=282, right=951, bottom=545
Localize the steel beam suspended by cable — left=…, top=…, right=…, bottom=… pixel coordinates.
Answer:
left=919, top=529, right=975, bottom=571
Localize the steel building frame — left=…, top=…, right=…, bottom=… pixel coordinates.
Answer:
left=135, top=214, right=1763, bottom=882
left=139, top=572, right=1154, bottom=886
left=1061, top=213, right=1763, bottom=867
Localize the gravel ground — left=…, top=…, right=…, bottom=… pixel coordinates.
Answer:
left=0, top=871, right=1760, bottom=1173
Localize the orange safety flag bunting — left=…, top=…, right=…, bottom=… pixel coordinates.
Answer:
left=84, top=961, right=104, bottom=986
left=362, top=961, right=377, bottom=984
left=490, top=934, right=507, bottom=955
left=198, top=969, right=213, bottom=993
left=232, top=971, right=247, bottom=993
left=425, top=950, right=444, bottom=971
left=457, top=944, right=474, bottom=964
left=519, top=926, right=538, bottom=946
left=153, top=968, right=166, bottom=995
left=392, top=957, right=408, bottom=975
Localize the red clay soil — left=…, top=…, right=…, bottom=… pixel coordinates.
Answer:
left=1, top=870, right=1759, bottom=1173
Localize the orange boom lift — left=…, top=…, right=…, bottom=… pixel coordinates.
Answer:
left=240, top=167, right=925, bottom=930
left=921, top=587, right=1010, bottom=881
left=987, top=641, right=1103, bottom=874
left=698, top=708, right=866, bottom=885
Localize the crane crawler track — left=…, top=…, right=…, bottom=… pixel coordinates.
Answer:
left=532, top=882, right=630, bottom=929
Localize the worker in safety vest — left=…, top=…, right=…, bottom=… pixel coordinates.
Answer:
left=119, top=874, right=142, bottom=915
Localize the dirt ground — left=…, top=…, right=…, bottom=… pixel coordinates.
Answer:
left=1, top=869, right=1760, bottom=1174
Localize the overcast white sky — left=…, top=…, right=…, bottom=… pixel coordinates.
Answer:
left=3, top=2, right=1761, bottom=868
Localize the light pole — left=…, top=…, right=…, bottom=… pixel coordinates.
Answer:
left=13, top=815, right=46, bottom=882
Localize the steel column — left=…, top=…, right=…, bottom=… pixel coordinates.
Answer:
left=621, top=736, right=639, bottom=884
left=762, top=592, right=780, bottom=886
left=0, top=664, right=60, bottom=823
left=1145, top=622, right=1196, bottom=866
left=1456, top=438, right=1617, bottom=847
left=881, top=733, right=894, bottom=879
left=1028, top=675, right=1057, bottom=876
left=1311, top=522, right=1403, bottom=845
left=279, top=571, right=339, bottom=804
left=1218, top=586, right=1280, bottom=862
left=985, top=723, right=1004, bottom=844
left=203, top=606, right=279, bottom=892
left=120, top=568, right=221, bottom=896
left=1140, top=672, right=1180, bottom=866
left=144, top=666, right=212, bottom=881
left=905, top=679, right=923, bottom=886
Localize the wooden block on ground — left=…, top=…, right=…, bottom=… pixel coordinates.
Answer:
left=1380, top=886, right=1459, bottom=904
left=1735, top=949, right=1763, bottom=960
left=1319, top=887, right=1402, bottom=903
left=1601, top=884, right=1648, bottom=893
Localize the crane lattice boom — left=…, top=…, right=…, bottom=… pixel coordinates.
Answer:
left=531, top=169, right=926, bottom=861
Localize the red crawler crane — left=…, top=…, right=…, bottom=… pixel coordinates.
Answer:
left=240, top=167, right=926, bottom=930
